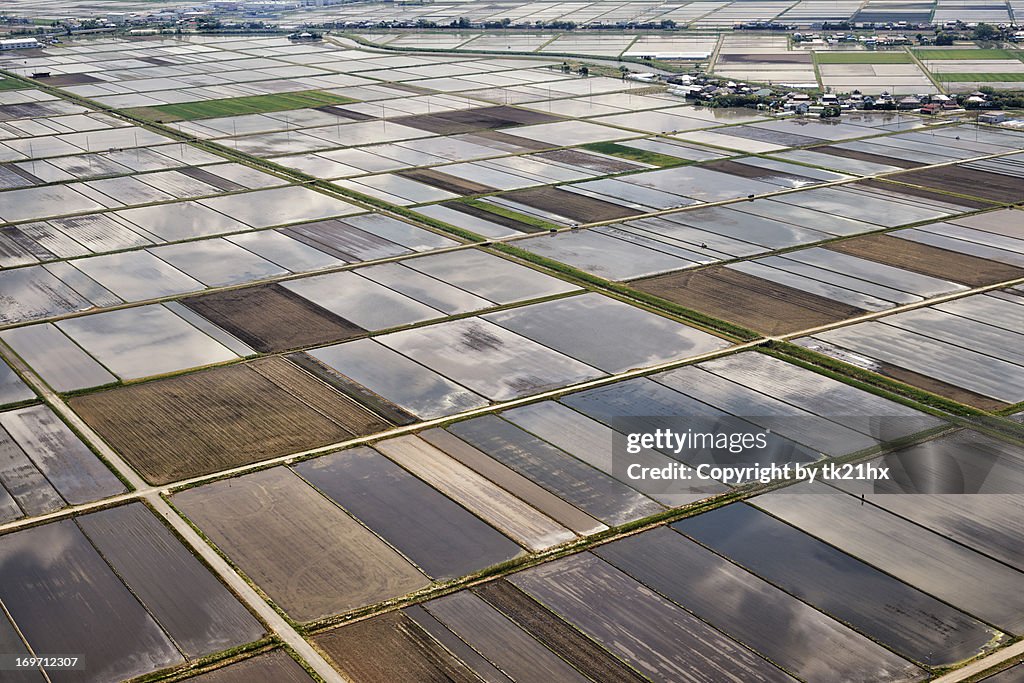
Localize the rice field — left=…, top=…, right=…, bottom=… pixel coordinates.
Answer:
left=1, top=30, right=1023, bottom=683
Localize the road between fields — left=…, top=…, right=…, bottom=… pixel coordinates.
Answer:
left=0, top=341, right=350, bottom=683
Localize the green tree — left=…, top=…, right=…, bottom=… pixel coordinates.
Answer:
left=972, top=23, right=999, bottom=41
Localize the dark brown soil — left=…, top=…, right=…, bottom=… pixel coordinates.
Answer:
left=879, top=165, right=1022, bottom=204
left=182, top=283, right=366, bottom=353
left=178, top=166, right=245, bottom=192
left=855, top=178, right=994, bottom=210
left=827, top=233, right=1024, bottom=287
left=436, top=200, right=547, bottom=233
left=138, top=57, right=175, bottom=67
left=469, top=129, right=554, bottom=151
left=394, top=105, right=562, bottom=135
left=385, top=82, right=437, bottom=95
left=475, top=580, right=649, bottom=683
left=315, top=105, right=377, bottom=121
left=502, top=186, right=643, bottom=223
left=71, top=359, right=389, bottom=484
left=397, top=169, right=495, bottom=195
left=313, top=611, right=480, bottom=683
left=38, top=74, right=101, bottom=86
left=813, top=145, right=924, bottom=169
left=633, top=266, right=867, bottom=336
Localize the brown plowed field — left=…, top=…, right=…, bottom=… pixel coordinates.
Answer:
left=398, top=169, right=495, bottom=196
left=469, top=130, right=553, bottom=151
left=633, top=266, right=866, bottom=336
left=503, top=186, right=643, bottom=223
left=855, top=178, right=993, bottom=209
left=173, top=468, right=428, bottom=622
left=70, top=360, right=389, bottom=484
left=249, top=356, right=389, bottom=434
left=827, top=233, right=1024, bottom=287
left=395, top=106, right=562, bottom=135
left=182, top=283, right=366, bottom=353
left=867, top=167, right=1015, bottom=205
left=313, top=611, right=480, bottom=683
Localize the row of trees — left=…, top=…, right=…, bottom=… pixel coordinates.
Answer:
left=447, top=17, right=676, bottom=30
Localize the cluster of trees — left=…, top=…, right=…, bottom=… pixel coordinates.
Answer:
left=558, top=62, right=589, bottom=76
left=701, top=93, right=763, bottom=108
left=934, top=22, right=1007, bottom=44
left=967, top=86, right=1024, bottom=109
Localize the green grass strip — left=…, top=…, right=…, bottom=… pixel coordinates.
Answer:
left=913, top=48, right=1018, bottom=60
left=121, top=90, right=358, bottom=122
left=581, top=141, right=687, bottom=167
left=814, top=51, right=913, bottom=64
left=0, top=78, right=28, bottom=91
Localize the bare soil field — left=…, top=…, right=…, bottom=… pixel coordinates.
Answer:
left=250, top=357, right=389, bottom=434
left=633, top=266, right=867, bottom=335
left=468, top=130, right=553, bottom=151
left=398, top=169, right=496, bottom=195
left=856, top=178, right=994, bottom=209
left=313, top=611, right=480, bottom=683
left=182, top=283, right=367, bottom=353
left=827, top=233, right=1024, bottom=286
left=40, top=74, right=102, bottom=86
left=70, top=359, right=388, bottom=484
left=173, top=467, right=428, bottom=622
left=395, top=106, right=563, bottom=135
left=875, top=166, right=1021, bottom=204
left=317, top=105, right=377, bottom=121
left=503, top=186, right=644, bottom=222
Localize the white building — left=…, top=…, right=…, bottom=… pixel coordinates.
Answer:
left=0, top=38, right=40, bottom=51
